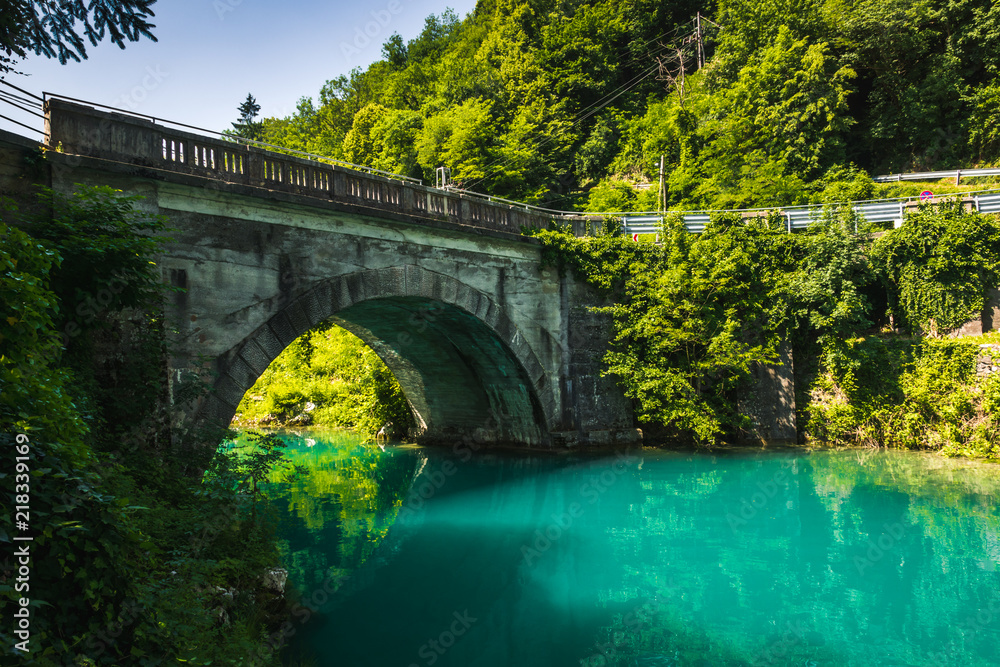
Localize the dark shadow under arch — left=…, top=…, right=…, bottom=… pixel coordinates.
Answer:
left=200, top=266, right=554, bottom=447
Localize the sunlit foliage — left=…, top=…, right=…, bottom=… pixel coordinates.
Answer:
left=260, top=0, right=999, bottom=211
left=234, top=322, right=414, bottom=438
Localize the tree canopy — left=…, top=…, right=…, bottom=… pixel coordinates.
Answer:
left=231, top=93, right=264, bottom=142
left=256, top=0, right=999, bottom=210
left=0, top=0, right=157, bottom=74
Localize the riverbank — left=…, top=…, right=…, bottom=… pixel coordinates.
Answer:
left=801, top=331, right=1000, bottom=459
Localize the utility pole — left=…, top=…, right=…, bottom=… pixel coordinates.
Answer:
left=695, top=12, right=704, bottom=70
left=656, top=47, right=688, bottom=105
left=658, top=155, right=665, bottom=214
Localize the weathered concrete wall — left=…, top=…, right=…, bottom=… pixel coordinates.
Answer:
left=738, top=345, right=797, bottom=445
left=951, top=288, right=1000, bottom=337
left=3, top=134, right=637, bottom=449
left=557, top=280, right=639, bottom=446
left=0, top=129, right=49, bottom=216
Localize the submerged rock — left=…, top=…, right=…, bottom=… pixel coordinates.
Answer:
left=289, top=412, right=313, bottom=426
left=263, top=568, right=288, bottom=596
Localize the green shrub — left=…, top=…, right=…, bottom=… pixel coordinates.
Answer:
left=871, top=201, right=1000, bottom=336
left=806, top=337, right=999, bottom=458
left=1, top=189, right=289, bottom=665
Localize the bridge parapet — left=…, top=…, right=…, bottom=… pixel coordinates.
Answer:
left=44, top=98, right=602, bottom=237
left=35, top=98, right=1000, bottom=243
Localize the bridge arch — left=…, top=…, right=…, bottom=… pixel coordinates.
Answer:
left=199, top=266, right=554, bottom=446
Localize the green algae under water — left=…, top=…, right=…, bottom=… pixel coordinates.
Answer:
left=261, top=430, right=1000, bottom=667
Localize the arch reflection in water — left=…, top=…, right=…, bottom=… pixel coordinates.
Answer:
left=259, top=429, right=419, bottom=595
left=265, top=435, right=1000, bottom=667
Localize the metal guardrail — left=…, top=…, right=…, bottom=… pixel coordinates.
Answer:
left=622, top=191, right=1000, bottom=237
left=978, top=191, right=1000, bottom=215
left=621, top=214, right=711, bottom=236
left=873, top=168, right=1000, bottom=183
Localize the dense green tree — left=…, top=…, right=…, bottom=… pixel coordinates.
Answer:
left=342, top=101, right=425, bottom=177
left=342, top=102, right=389, bottom=166
left=382, top=33, right=408, bottom=69
left=231, top=93, right=263, bottom=142
left=370, top=108, right=424, bottom=177
left=687, top=29, right=855, bottom=207
left=585, top=178, right=637, bottom=212
left=575, top=115, right=619, bottom=183
left=0, top=0, right=157, bottom=74
left=0, top=219, right=85, bottom=453
left=712, top=0, right=824, bottom=83
left=969, top=82, right=1000, bottom=163
left=789, top=210, right=875, bottom=343
left=258, top=0, right=997, bottom=208
left=407, top=10, right=461, bottom=63
left=489, top=97, right=577, bottom=201
left=416, top=97, right=495, bottom=183
left=24, top=186, right=169, bottom=318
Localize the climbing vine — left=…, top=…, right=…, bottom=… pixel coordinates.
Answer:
left=532, top=201, right=1000, bottom=450
left=871, top=201, right=1000, bottom=336
left=533, top=212, right=798, bottom=443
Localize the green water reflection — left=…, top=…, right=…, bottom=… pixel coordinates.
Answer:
left=262, top=433, right=1000, bottom=667
left=257, top=429, right=416, bottom=594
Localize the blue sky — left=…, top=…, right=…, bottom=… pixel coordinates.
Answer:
left=0, top=0, right=478, bottom=138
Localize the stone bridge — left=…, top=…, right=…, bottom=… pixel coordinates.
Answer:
left=10, top=98, right=641, bottom=448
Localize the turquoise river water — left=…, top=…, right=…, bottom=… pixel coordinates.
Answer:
left=255, top=429, right=1000, bottom=667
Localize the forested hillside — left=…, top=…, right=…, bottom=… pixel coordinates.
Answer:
left=258, top=0, right=999, bottom=210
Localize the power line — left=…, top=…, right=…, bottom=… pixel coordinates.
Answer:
left=0, top=79, right=43, bottom=102
left=463, top=62, right=661, bottom=191
left=602, top=22, right=694, bottom=71
left=0, top=80, right=47, bottom=127
left=571, top=64, right=661, bottom=126
left=549, top=23, right=690, bottom=126
left=460, top=22, right=704, bottom=192
left=0, top=89, right=40, bottom=108
left=0, top=94, right=45, bottom=119
left=0, top=112, right=44, bottom=135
